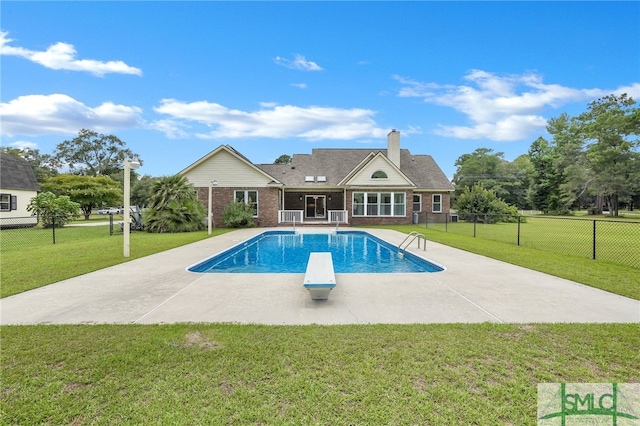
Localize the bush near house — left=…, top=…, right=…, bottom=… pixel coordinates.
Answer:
left=221, top=201, right=255, bottom=228
left=144, top=175, right=205, bottom=233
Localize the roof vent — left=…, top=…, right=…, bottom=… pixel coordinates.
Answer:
left=317, top=176, right=327, bottom=182
left=305, top=176, right=314, bottom=182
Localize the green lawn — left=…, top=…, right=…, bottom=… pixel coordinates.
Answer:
left=2, top=225, right=638, bottom=424
left=375, top=225, right=639, bottom=300
left=0, top=226, right=232, bottom=298
left=424, top=216, right=640, bottom=269
left=2, top=323, right=638, bottom=425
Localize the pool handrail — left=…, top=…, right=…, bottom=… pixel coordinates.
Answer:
left=398, top=231, right=426, bottom=255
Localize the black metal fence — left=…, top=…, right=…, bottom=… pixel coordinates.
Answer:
left=0, top=216, right=116, bottom=249
left=422, top=212, right=640, bottom=269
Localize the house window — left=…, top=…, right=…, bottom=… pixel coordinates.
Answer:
left=353, top=192, right=365, bottom=216
left=432, top=194, right=442, bottom=213
left=352, top=192, right=405, bottom=216
left=371, top=170, right=388, bottom=179
left=0, top=194, right=13, bottom=212
left=234, top=190, right=258, bottom=216
left=413, top=194, right=422, bottom=212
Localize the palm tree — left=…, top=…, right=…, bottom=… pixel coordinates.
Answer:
left=144, top=175, right=205, bottom=233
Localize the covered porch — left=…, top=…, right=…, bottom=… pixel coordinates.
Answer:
left=278, top=190, right=348, bottom=225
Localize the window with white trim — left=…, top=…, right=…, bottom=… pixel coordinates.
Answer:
left=432, top=194, right=442, bottom=213
left=234, top=190, right=258, bottom=216
left=413, top=194, right=422, bottom=212
left=352, top=192, right=405, bottom=216
left=371, top=170, right=388, bottom=179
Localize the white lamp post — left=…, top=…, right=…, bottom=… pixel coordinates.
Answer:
left=123, top=158, right=141, bottom=257
left=208, top=179, right=218, bottom=235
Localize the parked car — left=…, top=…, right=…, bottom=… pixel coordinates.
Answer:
left=97, top=207, right=121, bottom=215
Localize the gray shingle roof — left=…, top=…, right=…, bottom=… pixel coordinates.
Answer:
left=257, top=148, right=454, bottom=191
left=0, top=152, right=40, bottom=191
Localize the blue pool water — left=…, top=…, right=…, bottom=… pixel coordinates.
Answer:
left=188, top=231, right=444, bottom=273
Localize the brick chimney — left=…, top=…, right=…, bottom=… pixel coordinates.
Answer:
left=387, top=129, right=400, bottom=168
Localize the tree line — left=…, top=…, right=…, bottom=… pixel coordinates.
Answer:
left=451, top=94, right=639, bottom=217
left=4, top=93, right=639, bottom=223
left=2, top=129, right=156, bottom=218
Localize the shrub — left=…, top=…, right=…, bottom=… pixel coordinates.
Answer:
left=454, top=184, right=523, bottom=223
left=26, top=192, right=80, bottom=228
left=221, top=201, right=255, bottom=228
left=144, top=175, right=205, bottom=233
left=144, top=200, right=206, bottom=233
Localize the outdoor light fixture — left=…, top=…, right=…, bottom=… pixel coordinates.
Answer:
left=299, top=195, right=303, bottom=201
left=208, top=179, right=218, bottom=235
left=123, top=158, right=141, bottom=258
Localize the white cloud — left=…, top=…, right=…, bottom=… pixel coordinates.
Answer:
left=291, top=83, right=307, bottom=89
left=8, top=140, right=38, bottom=149
left=0, top=30, right=142, bottom=77
left=394, top=71, right=640, bottom=141
left=0, top=94, right=143, bottom=136
left=148, top=119, right=189, bottom=139
left=153, top=99, right=388, bottom=140
left=274, top=54, right=323, bottom=71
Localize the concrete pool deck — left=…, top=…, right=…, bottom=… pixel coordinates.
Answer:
left=1, top=228, right=638, bottom=325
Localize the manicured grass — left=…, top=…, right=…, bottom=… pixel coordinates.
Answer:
left=424, top=216, right=640, bottom=268
left=375, top=225, right=640, bottom=300
left=2, top=323, right=638, bottom=425
left=0, top=226, right=232, bottom=298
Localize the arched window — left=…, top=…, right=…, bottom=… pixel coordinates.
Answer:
left=371, top=170, right=388, bottom=179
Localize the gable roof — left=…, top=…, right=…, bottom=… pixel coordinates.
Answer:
left=257, top=148, right=454, bottom=191
left=179, top=145, right=282, bottom=185
left=338, top=151, right=415, bottom=187
left=0, top=152, right=40, bottom=191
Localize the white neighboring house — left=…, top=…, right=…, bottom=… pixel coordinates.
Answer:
left=0, top=152, right=40, bottom=227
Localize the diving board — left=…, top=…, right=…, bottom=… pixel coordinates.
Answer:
left=303, top=252, right=336, bottom=300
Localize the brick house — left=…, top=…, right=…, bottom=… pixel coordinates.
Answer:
left=179, top=130, right=454, bottom=227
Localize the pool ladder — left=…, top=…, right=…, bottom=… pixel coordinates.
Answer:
left=398, top=232, right=426, bottom=256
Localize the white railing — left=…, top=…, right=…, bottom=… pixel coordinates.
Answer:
left=278, top=210, right=304, bottom=224
left=329, top=210, right=348, bottom=224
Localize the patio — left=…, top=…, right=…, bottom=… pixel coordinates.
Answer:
left=1, top=228, right=638, bottom=325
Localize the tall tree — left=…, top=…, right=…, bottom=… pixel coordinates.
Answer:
left=452, top=148, right=530, bottom=208
left=54, top=129, right=140, bottom=176
left=42, top=175, right=122, bottom=219
left=452, top=148, right=504, bottom=195
left=528, top=137, right=562, bottom=213
left=546, top=113, right=589, bottom=212
left=576, top=94, right=640, bottom=216
left=274, top=154, right=292, bottom=164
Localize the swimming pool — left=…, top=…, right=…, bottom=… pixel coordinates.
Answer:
left=188, top=230, right=444, bottom=273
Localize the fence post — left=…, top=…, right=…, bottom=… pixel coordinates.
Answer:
left=425, top=212, right=428, bottom=229
left=517, top=215, right=521, bottom=246
left=445, top=212, right=448, bottom=232
left=52, top=215, right=56, bottom=244
left=473, top=214, right=477, bottom=238
left=592, top=220, right=596, bottom=260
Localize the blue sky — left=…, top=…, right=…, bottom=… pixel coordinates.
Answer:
left=1, top=1, right=638, bottom=180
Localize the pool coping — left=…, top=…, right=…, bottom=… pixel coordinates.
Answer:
left=1, top=227, right=638, bottom=325
left=186, top=229, right=445, bottom=274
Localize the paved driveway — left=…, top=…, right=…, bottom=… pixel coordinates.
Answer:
left=1, top=228, right=638, bottom=325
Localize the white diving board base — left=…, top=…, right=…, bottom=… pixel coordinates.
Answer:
left=303, top=252, right=336, bottom=300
